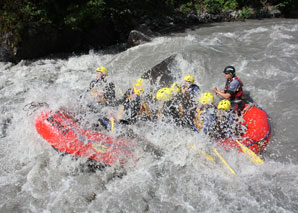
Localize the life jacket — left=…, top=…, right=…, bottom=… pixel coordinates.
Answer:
left=120, top=94, right=141, bottom=122
left=193, top=108, right=204, bottom=130
left=224, top=76, right=243, bottom=99
left=182, top=84, right=200, bottom=96
left=120, top=92, right=152, bottom=122
left=189, top=84, right=200, bottom=93
left=193, top=105, right=217, bottom=134
left=156, top=100, right=184, bottom=122
left=90, top=87, right=107, bottom=104
left=89, top=78, right=115, bottom=105
left=213, top=110, right=236, bottom=139
left=181, top=84, right=200, bottom=111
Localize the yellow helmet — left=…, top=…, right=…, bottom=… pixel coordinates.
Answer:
left=199, top=92, right=214, bottom=105
left=156, top=88, right=173, bottom=101
left=217, top=99, right=231, bottom=111
left=133, top=81, right=144, bottom=96
left=184, top=74, right=194, bottom=83
left=136, top=78, right=144, bottom=84
left=170, top=82, right=181, bottom=93
left=96, top=66, right=108, bottom=76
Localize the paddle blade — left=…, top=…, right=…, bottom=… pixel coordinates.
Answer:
left=110, top=117, right=115, bottom=132
left=234, top=139, right=264, bottom=165
left=228, top=132, right=264, bottom=165
left=189, top=144, right=215, bottom=162
left=212, top=147, right=236, bottom=175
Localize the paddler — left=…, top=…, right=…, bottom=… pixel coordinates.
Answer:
left=213, top=99, right=235, bottom=139
left=185, top=92, right=217, bottom=136
left=89, top=66, right=116, bottom=106
left=154, top=84, right=184, bottom=126
left=181, top=74, right=201, bottom=111
left=106, top=78, right=151, bottom=126
left=212, top=66, right=245, bottom=115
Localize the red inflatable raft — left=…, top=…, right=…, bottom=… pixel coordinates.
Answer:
left=35, top=110, right=135, bottom=165
left=219, top=104, right=271, bottom=154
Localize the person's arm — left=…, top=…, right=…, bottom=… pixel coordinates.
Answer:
left=116, top=106, right=125, bottom=122
left=212, top=86, right=231, bottom=99
left=216, top=90, right=231, bottom=99
left=89, top=80, right=97, bottom=91
left=139, top=103, right=152, bottom=118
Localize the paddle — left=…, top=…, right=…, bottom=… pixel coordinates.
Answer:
left=189, top=144, right=215, bottom=162
left=110, top=117, right=115, bottom=132
left=192, top=125, right=236, bottom=175
left=228, top=132, right=264, bottom=165
left=108, top=111, right=115, bottom=133
left=212, top=147, right=236, bottom=175
left=116, top=85, right=124, bottom=96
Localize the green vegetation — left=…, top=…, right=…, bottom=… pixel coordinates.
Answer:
left=239, top=6, right=251, bottom=19
left=1, top=0, right=297, bottom=53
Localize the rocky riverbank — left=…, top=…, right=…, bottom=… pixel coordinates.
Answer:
left=0, top=6, right=287, bottom=63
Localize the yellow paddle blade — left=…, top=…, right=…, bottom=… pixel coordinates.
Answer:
left=212, top=147, right=236, bottom=175
left=199, top=148, right=215, bottom=162
left=189, top=144, right=215, bottom=162
left=110, top=117, right=115, bottom=133
left=234, top=139, right=264, bottom=165
left=116, top=85, right=124, bottom=96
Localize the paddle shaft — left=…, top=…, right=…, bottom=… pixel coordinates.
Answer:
left=228, top=132, right=264, bottom=165
left=192, top=125, right=236, bottom=175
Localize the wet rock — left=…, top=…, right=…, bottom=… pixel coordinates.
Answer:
left=127, top=30, right=152, bottom=48
left=142, top=54, right=177, bottom=88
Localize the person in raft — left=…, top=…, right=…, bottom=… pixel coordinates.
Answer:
left=101, top=78, right=151, bottom=128
left=89, top=66, right=116, bottom=106
left=212, top=99, right=236, bottom=139
left=185, top=92, right=217, bottom=136
left=212, top=66, right=245, bottom=115
left=181, top=74, right=201, bottom=111
left=154, top=84, right=185, bottom=126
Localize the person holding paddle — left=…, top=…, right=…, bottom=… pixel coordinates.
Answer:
left=212, top=99, right=235, bottom=139
left=185, top=92, right=217, bottom=136
left=154, top=87, right=181, bottom=124
left=212, top=66, right=245, bottom=115
left=89, top=66, right=116, bottom=106
left=110, top=78, right=151, bottom=125
left=181, top=74, right=201, bottom=111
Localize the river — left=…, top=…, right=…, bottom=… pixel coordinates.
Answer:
left=1, top=18, right=298, bottom=212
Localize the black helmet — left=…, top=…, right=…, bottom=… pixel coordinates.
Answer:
left=223, top=66, right=236, bottom=76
